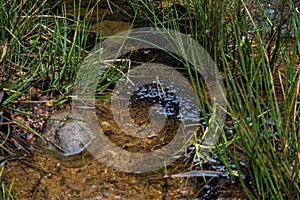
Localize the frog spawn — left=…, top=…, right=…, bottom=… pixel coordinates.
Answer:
left=120, top=81, right=212, bottom=145
left=127, top=82, right=211, bottom=126
left=128, top=83, right=180, bottom=132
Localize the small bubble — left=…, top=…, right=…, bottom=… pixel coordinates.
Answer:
left=266, top=120, right=275, bottom=126
left=212, top=165, right=226, bottom=171
left=173, top=155, right=181, bottom=159
left=188, top=146, right=195, bottom=150
left=184, top=105, right=191, bottom=109
left=172, top=99, right=179, bottom=104
left=137, top=91, right=144, bottom=96
left=149, top=91, right=158, bottom=98
left=229, top=163, right=237, bottom=170
left=140, top=86, right=147, bottom=92
left=240, top=161, right=246, bottom=167
left=143, top=49, right=152, bottom=55
left=206, top=156, right=219, bottom=163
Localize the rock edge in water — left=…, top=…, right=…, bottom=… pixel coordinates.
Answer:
left=40, top=110, right=95, bottom=167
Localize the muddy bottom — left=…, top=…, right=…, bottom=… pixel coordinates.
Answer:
left=3, top=152, right=199, bottom=200
left=3, top=95, right=247, bottom=200
left=3, top=152, right=249, bottom=200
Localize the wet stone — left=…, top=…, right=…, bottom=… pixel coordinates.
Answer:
left=40, top=110, right=95, bottom=168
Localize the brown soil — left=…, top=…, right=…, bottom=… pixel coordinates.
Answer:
left=3, top=152, right=201, bottom=200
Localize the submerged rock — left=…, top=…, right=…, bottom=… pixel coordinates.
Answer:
left=41, top=110, right=95, bottom=167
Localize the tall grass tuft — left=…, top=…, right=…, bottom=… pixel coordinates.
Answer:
left=130, top=0, right=299, bottom=199
left=0, top=0, right=92, bottom=105
left=218, top=1, right=300, bottom=199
